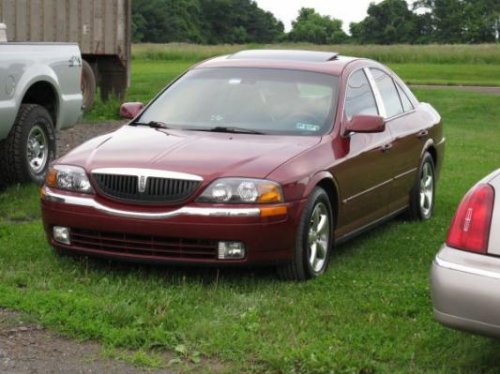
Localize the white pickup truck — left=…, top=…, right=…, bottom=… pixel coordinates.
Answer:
left=0, top=26, right=83, bottom=186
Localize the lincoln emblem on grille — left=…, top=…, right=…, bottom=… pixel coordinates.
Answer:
left=138, top=175, right=147, bottom=193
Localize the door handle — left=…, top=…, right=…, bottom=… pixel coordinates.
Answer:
left=380, top=143, right=393, bottom=152
left=417, top=129, right=429, bottom=139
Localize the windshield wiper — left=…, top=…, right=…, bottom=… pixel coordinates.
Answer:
left=130, top=121, right=169, bottom=129
left=203, top=126, right=265, bottom=135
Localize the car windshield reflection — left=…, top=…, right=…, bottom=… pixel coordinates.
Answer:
left=137, top=67, right=339, bottom=136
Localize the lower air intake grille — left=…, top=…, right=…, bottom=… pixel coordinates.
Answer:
left=70, top=228, right=218, bottom=260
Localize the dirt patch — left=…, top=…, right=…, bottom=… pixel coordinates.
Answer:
left=0, top=308, right=174, bottom=374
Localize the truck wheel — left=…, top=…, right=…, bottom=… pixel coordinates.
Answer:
left=0, top=104, right=56, bottom=185
left=81, top=60, right=96, bottom=111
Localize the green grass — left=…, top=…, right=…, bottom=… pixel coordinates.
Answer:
left=133, top=43, right=500, bottom=64
left=85, top=44, right=500, bottom=122
left=391, top=63, right=500, bottom=86
left=85, top=60, right=190, bottom=122
left=2, top=89, right=500, bottom=372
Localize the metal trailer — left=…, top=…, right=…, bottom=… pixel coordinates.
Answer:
left=0, top=0, right=131, bottom=109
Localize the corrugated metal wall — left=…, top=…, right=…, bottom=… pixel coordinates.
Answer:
left=0, top=0, right=130, bottom=61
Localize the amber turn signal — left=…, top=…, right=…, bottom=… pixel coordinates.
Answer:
left=257, top=184, right=283, bottom=203
left=45, top=168, right=58, bottom=188
left=260, top=205, right=288, bottom=217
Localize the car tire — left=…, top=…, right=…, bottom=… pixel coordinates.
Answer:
left=408, top=152, right=435, bottom=220
left=277, top=187, right=333, bottom=281
left=81, top=60, right=96, bottom=111
left=0, top=104, right=56, bottom=185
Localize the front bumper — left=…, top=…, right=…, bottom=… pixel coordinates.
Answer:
left=41, top=186, right=304, bottom=265
left=431, top=245, right=500, bottom=338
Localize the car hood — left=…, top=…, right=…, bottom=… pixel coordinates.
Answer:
left=59, top=125, right=321, bottom=180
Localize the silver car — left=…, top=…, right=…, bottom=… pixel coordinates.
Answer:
left=431, top=168, right=500, bottom=337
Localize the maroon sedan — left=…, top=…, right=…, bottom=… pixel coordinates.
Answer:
left=41, top=50, right=445, bottom=280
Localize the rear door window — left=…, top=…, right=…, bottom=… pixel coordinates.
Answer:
left=395, top=82, right=414, bottom=112
left=370, top=68, right=404, bottom=118
left=345, top=69, right=378, bottom=120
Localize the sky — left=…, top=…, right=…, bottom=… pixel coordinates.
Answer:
left=254, top=0, right=384, bottom=34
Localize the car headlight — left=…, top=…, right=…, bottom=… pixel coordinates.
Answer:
left=197, top=178, right=283, bottom=204
left=45, top=165, right=93, bottom=194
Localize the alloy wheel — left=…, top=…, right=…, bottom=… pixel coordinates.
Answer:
left=419, top=161, right=434, bottom=218
left=307, top=202, right=330, bottom=273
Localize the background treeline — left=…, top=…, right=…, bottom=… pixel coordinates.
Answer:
left=132, top=0, right=284, bottom=44
left=132, top=0, right=500, bottom=44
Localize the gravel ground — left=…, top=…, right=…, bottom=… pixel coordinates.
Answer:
left=56, top=121, right=125, bottom=157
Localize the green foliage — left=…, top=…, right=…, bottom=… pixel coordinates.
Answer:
left=350, top=0, right=418, bottom=44
left=288, top=8, right=348, bottom=44
left=351, top=0, right=500, bottom=44
left=132, top=0, right=204, bottom=43
left=132, top=0, right=283, bottom=44
left=200, top=0, right=284, bottom=44
left=131, top=0, right=499, bottom=45
left=413, top=0, right=500, bottom=43
left=2, top=88, right=500, bottom=372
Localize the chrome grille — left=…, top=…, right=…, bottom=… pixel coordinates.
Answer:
left=92, top=172, right=201, bottom=204
left=70, top=228, right=217, bottom=260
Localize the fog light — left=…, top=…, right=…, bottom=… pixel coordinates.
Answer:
left=218, top=241, right=245, bottom=259
left=53, top=226, right=71, bottom=245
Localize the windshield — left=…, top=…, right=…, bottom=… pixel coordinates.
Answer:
left=137, top=67, right=339, bottom=136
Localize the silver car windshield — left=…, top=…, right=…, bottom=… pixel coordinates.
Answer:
left=138, top=67, right=339, bottom=136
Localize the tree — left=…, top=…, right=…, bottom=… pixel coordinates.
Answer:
left=288, top=8, right=349, bottom=44
left=350, top=0, right=418, bottom=44
left=413, top=0, right=500, bottom=43
left=200, top=0, right=284, bottom=44
left=413, top=0, right=465, bottom=42
left=132, top=0, right=205, bottom=43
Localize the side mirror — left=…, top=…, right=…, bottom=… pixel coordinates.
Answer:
left=120, top=102, right=144, bottom=119
left=345, top=115, right=385, bottom=135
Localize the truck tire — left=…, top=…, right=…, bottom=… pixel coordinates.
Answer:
left=81, top=60, right=96, bottom=111
left=0, top=104, right=56, bottom=185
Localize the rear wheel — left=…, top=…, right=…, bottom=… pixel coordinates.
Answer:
left=408, top=152, right=435, bottom=220
left=277, top=187, right=333, bottom=281
left=0, top=104, right=56, bottom=185
left=81, top=60, right=96, bottom=111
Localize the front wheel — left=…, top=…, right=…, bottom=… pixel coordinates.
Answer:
left=277, top=187, right=333, bottom=281
left=0, top=104, right=56, bottom=185
left=408, top=152, right=435, bottom=220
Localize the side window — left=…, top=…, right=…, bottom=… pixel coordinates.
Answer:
left=395, top=82, right=414, bottom=112
left=345, top=69, right=378, bottom=121
left=370, top=68, right=403, bottom=118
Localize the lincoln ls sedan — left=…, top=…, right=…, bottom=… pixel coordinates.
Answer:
left=41, top=49, right=445, bottom=280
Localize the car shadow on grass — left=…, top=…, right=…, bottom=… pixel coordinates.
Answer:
left=57, top=250, right=279, bottom=286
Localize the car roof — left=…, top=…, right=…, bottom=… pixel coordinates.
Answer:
left=195, top=49, right=360, bottom=76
